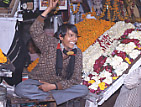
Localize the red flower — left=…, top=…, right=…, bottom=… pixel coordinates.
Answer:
left=94, top=63, right=100, bottom=69
left=112, top=50, right=118, bottom=56
left=112, top=73, right=117, bottom=77
left=117, top=51, right=126, bottom=59
left=100, top=77, right=106, bottom=82
left=88, top=74, right=93, bottom=79
left=120, top=35, right=127, bottom=39
left=94, top=68, right=101, bottom=74
left=123, top=29, right=134, bottom=35
left=121, top=39, right=139, bottom=45
left=83, top=80, right=89, bottom=87
left=105, top=65, right=113, bottom=72
left=130, top=58, right=134, bottom=63
left=90, top=89, right=95, bottom=93
left=95, top=56, right=104, bottom=64
left=100, top=57, right=107, bottom=65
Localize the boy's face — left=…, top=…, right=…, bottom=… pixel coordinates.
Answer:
left=59, top=29, right=78, bottom=50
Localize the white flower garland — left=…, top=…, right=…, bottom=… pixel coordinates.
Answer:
left=83, top=21, right=135, bottom=75
left=82, top=21, right=141, bottom=93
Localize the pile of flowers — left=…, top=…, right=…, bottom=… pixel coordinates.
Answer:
left=75, top=19, right=115, bottom=52
left=82, top=21, right=141, bottom=94
left=0, top=49, right=7, bottom=63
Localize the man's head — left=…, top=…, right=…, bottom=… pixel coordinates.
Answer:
left=54, top=23, right=79, bottom=50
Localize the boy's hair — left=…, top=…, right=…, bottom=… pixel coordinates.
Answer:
left=54, top=23, right=78, bottom=39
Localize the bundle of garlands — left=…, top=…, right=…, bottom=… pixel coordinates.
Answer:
left=75, top=19, right=115, bottom=52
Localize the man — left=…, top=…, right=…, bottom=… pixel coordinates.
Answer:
left=15, top=0, right=88, bottom=106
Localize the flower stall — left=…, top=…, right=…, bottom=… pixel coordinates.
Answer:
left=0, top=0, right=140, bottom=106
left=77, top=20, right=141, bottom=106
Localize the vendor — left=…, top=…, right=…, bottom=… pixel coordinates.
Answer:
left=15, top=0, right=88, bottom=106
left=114, top=66, right=141, bottom=107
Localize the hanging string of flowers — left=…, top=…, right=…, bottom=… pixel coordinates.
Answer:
left=81, top=0, right=111, bottom=20
left=27, top=58, right=39, bottom=72
left=112, top=0, right=128, bottom=21
left=75, top=19, right=115, bottom=52
left=70, top=3, right=80, bottom=14
left=82, top=22, right=141, bottom=94
left=111, top=0, right=118, bottom=21
left=82, top=0, right=130, bottom=22
left=0, top=49, right=7, bottom=63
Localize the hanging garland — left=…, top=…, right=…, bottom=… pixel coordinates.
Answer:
left=82, top=0, right=110, bottom=20
left=82, top=0, right=130, bottom=22
left=112, top=0, right=123, bottom=21
left=70, top=3, right=81, bottom=14
left=92, top=0, right=111, bottom=20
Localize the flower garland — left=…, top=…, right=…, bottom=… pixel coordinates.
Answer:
left=83, top=21, right=135, bottom=75
left=27, top=58, right=39, bottom=72
left=82, top=0, right=130, bottom=22
left=118, top=0, right=128, bottom=20
left=82, top=22, right=141, bottom=94
left=0, top=49, right=7, bottom=63
left=75, top=19, right=115, bottom=52
left=70, top=3, right=80, bottom=14
left=82, top=0, right=111, bottom=20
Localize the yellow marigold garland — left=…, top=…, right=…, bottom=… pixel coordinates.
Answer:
left=98, top=82, right=107, bottom=90
left=0, top=49, right=7, bottom=63
left=125, top=57, right=131, bottom=64
left=112, top=76, right=119, bottom=80
left=88, top=80, right=95, bottom=84
left=75, top=19, right=115, bottom=52
left=27, top=58, right=39, bottom=72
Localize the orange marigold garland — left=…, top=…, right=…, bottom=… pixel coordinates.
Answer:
left=27, top=58, right=39, bottom=72
left=82, top=0, right=128, bottom=21
left=70, top=3, right=81, bottom=14
left=75, top=19, right=115, bottom=52
left=0, top=49, right=7, bottom=63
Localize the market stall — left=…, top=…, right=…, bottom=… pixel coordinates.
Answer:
left=0, top=0, right=140, bottom=107
left=80, top=20, right=141, bottom=107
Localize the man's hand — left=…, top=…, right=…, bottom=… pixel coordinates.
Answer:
left=41, top=0, right=59, bottom=17
left=38, top=80, right=56, bottom=92
left=48, top=0, right=59, bottom=11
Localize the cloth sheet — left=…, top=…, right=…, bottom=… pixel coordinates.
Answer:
left=0, top=18, right=16, bottom=54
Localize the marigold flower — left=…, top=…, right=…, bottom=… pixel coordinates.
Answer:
left=0, top=49, right=7, bottom=63
left=98, top=82, right=107, bottom=90
left=88, top=80, right=95, bottom=84
left=27, top=58, right=39, bottom=72
left=112, top=76, right=118, bottom=80
left=125, top=57, right=131, bottom=64
left=75, top=19, right=115, bottom=52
